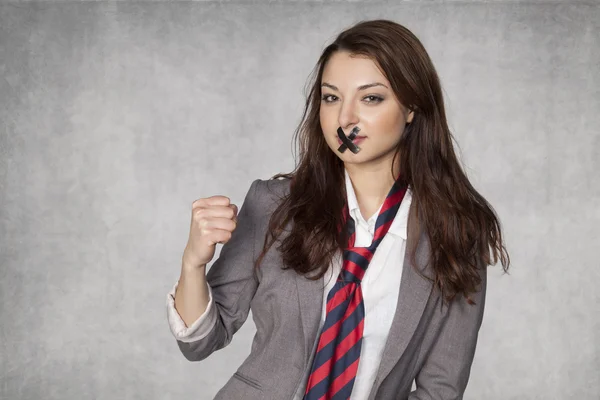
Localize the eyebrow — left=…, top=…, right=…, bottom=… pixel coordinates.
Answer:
left=321, top=82, right=389, bottom=91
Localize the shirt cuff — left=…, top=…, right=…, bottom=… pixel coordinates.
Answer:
left=166, top=279, right=218, bottom=343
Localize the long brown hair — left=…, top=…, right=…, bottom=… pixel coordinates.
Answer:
left=253, top=19, right=510, bottom=305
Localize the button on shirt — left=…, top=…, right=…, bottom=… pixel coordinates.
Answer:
left=167, top=168, right=413, bottom=399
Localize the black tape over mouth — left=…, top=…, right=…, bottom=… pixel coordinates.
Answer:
left=336, top=126, right=361, bottom=154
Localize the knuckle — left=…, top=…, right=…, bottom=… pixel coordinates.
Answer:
left=192, top=198, right=204, bottom=208
left=193, top=208, right=206, bottom=219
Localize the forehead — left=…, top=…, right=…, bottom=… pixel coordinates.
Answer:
left=322, top=51, right=388, bottom=85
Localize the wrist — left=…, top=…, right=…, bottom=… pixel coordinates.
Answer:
left=181, top=257, right=206, bottom=272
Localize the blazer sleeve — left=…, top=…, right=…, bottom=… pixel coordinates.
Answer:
left=408, top=261, right=488, bottom=400
left=174, top=178, right=262, bottom=362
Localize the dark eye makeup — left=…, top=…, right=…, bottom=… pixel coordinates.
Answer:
left=321, top=94, right=384, bottom=104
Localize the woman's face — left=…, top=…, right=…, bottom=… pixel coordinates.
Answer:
left=320, top=51, right=413, bottom=166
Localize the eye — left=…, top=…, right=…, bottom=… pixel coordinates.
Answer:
left=364, top=95, right=383, bottom=104
left=320, top=94, right=384, bottom=104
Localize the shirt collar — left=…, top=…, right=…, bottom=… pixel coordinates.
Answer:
left=344, top=167, right=412, bottom=239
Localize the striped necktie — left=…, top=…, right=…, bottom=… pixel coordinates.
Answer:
left=303, top=173, right=409, bottom=400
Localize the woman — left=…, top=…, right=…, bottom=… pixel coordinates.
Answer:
left=166, top=19, right=510, bottom=400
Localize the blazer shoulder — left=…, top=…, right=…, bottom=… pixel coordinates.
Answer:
left=249, top=176, right=291, bottom=216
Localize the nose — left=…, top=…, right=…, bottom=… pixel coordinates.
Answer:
left=337, top=100, right=360, bottom=130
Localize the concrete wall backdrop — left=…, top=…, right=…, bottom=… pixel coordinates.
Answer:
left=1, top=1, right=598, bottom=399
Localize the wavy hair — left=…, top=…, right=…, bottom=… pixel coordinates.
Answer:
left=252, top=19, right=510, bottom=306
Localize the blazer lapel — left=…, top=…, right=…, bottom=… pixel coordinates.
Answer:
left=278, top=212, right=324, bottom=366
left=295, top=268, right=325, bottom=366
left=367, top=200, right=434, bottom=399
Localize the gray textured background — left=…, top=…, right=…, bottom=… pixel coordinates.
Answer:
left=1, top=1, right=598, bottom=399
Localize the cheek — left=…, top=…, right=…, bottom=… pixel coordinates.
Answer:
left=319, top=109, right=328, bottom=127
left=319, top=111, right=338, bottom=134
left=374, top=112, right=405, bottom=137
left=368, top=124, right=404, bottom=145
left=319, top=106, right=333, bottom=119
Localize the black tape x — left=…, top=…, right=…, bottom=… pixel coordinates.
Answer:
left=337, top=126, right=361, bottom=154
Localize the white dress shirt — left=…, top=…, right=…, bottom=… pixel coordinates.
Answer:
left=167, top=168, right=413, bottom=399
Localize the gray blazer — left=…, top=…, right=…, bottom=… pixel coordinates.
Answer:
left=174, top=178, right=487, bottom=400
